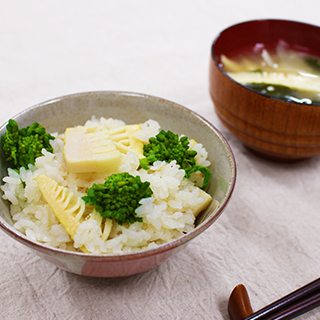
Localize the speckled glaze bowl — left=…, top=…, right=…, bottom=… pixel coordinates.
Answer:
left=0, top=91, right=236, bottom=277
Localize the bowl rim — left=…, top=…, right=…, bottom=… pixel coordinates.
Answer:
left=0, top=90, right=237, bottom=261
left=211, top=18, right=320, bottom=106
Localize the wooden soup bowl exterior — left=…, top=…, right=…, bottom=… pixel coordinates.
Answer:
left=210, top=19, right=320, bottom=160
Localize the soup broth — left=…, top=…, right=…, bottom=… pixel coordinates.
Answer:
left=221, top=42, right=320, bottom=104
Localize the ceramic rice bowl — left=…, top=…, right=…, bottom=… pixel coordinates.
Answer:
left=0, top=91, right=236, bottom=277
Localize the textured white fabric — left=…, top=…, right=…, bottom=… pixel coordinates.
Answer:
left=0, top=1, right=320, bottom=319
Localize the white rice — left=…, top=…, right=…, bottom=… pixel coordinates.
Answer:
left=1, top=117, right=212, bottom=254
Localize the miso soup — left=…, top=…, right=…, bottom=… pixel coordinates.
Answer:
left=220, top=42, right=320, bottom=104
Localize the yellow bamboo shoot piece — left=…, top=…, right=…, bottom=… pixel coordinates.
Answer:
left=109, top=124, right=144, bottom=158
left=86, top=210, right=113, bottom=242
left=35, top=175, right=86, bottom=238
left=101, top=218, right=113, bottom=241
left=193, top=189, right=213, bottom=217
left=63, top=126, right=121, bottom=173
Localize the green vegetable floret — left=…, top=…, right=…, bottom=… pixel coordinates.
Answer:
left=139, top=130, right=211, bottom=190
left=2, top=119, right=55, bottom=169
left=82, top=172, right=153, bottom=225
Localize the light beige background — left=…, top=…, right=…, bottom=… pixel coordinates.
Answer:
left=1, top=1, right=319, bottom=319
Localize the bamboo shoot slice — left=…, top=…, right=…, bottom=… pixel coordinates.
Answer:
left=193, top=189, right=213, bottom=217
left=63, top=126, right=121, bottom=173
left=35, top=174, right=85, bottom=239
left=109, top=124, right=144, bottom=158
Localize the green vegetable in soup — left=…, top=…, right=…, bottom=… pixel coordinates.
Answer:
left=245, top=83, right=320, bottom=104
left=304, top=56, right=320, bottom=73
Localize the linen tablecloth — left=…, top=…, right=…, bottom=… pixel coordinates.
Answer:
left=1, top=1, right=320, bottom=319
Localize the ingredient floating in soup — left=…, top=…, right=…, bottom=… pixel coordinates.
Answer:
left=1, top=117, right=217, bottom=254
left=220, top=41, right=320, bottom=104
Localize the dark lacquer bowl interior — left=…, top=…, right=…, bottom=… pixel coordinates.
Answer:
left=0, top=91, right=236, bottom=277
left=210, top=19, right=320, bottom=161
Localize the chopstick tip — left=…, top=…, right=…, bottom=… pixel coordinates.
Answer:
left=228, top=284, right=253, bottom=320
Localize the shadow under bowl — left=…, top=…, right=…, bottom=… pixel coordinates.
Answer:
left=0, top=91, right=236, bottom=277
left=210, top=19, right=320, bottom=161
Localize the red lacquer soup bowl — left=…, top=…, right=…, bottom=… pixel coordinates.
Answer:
left=210, top=19, right=320, bottom=161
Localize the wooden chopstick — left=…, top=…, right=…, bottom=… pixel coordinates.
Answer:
left=244, top=278, right=320, bottom=320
